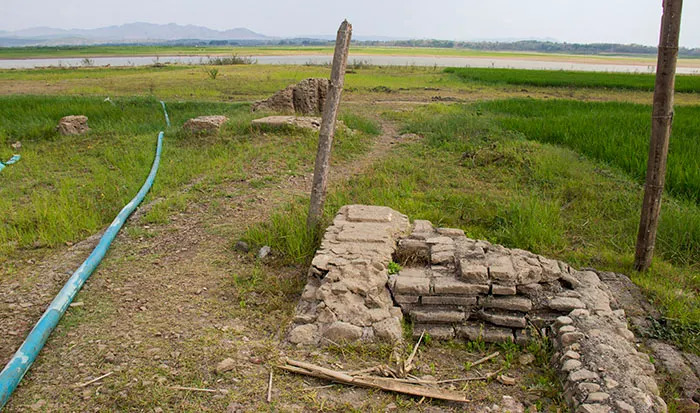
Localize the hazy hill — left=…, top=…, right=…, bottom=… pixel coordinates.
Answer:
left=0, top=22, right=271, bottom=46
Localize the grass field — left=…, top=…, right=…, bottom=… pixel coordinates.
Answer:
left=446, top=67, right=700, bottom=93
left=477, top=99, right=700, bottom=204
left=0, top=95, right=372, bottom=261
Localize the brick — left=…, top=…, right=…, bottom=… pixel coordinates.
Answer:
left=431, top=251, right=454, bottom=265
left=394, top=277, right=430, bottom=295
left=431, top=243, right=455, bottom=253
left=421, top=296, right=477, bottom=306
left=549, top=297, right=586, bottom=312
left=458, top=260, right=488, bottom=283
left=394, top=295, right=420, bottom=304
left=413, top=324, right=454, bottom=340
left=398, top=267, right=429, bottom=278
left=488, top=256, right=516, bottom=284
left=456, top=323, right=513, bottom=343
left=481, top=296, right=532, bottom=312
left=479, top=311, right=527, bottom=328
left=426, top=236, right=453, bottom=245
left=492, top=284, right=517, bottom=295
left=411, top=310, right=465, bottom=323
left=346, top=205, right=394, bottom=223
left=433, top=278, right=489, bottom=295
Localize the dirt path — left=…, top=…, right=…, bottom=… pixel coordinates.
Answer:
left=0, top=116, right=428, bottom=412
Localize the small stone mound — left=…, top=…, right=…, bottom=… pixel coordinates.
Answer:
left=251, top=116, right=322, bottom=131
left=183, top=116, right=228, bottom=134
left=252, top=78, right=329, bottom=115
left=251, top=116, right=349, bottom=132
left=57, top=115, right=90, bottom=135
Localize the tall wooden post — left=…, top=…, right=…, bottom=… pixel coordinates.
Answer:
left=307, top=20, right=352, bottom=231
left=634, top=0, right=683, bottom=271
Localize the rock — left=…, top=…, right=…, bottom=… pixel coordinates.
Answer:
left=549, top=297, right=586, bottom=312
left=252, top=78, right=329, bottom=114
left=458, top=261, right=488, bottom=283
left=562, top=359, right=582, bottom=372
left=251, top=115, right=341, bottom=132
left=479, top=311, right=527, bottom=328
left=183, top=115, right=228, bottom=134
left=433, top=278, right=489, bottom=295
left=421, top=295, right=476, bottom=306
left=614, top=401, right=635, bottom=413
left=258, top=246, right=271, bottom=259
left=586, top=392, right=610, bottom=403
left=57, top=115, right=90, bottom=135
left=492, top=284, right=517, bottom=295
left=579, top=382, right=602, bottom=393
left=676, top=398, right=700, bottom=413
left=372, top=317, right=403, bottom=342
left=497, top=374, right=516, bottom=385
left=488, top=256, right=516, bottom=284
left=560, top=331, right=585, bottom=346
left=486, top=396, right=525, bottom=413
left=576, top=404, right=610, bottom=413
left=481, top=296, right=532, bottom=312
left=234, top=241, right=249, bottom=253
left=519, top=353, right=535, bottom=366
left=411, top=309, right=465, bottom=323
left=323, top=321, right=363, bottom=342
left=394, top=277, right=430, bottom=295
left=569, top=369, right=599, bottom=382
left=288, top=324, right=318, bottom=345
left=216, top=358, right=236, bottom=374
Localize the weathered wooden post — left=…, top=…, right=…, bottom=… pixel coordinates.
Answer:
left=634, top=0, right=683, bottom=271
left=307, top=20, right=352, bottom=231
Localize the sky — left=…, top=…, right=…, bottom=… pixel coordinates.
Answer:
left=0, top=0, right=698, bottom=47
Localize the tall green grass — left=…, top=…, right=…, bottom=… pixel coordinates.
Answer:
left=477, top=99, right=700, bottom=204
left=0, top=96, right=376, bottom=262
left=445, top=67, right=700, bottom=93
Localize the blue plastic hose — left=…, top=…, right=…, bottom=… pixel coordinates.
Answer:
left=0, top=155, right=20, bottom=173
left=0, top=131, right=163, bottom=409
left=160, top=101, right=171, bottom=127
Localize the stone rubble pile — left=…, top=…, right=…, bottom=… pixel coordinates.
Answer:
left=182, top=115, right=229, bottom=134
left=252, top=78, right=329, bottom=115
left=391, top=219, right=584, bottom=343
left=290, top=205, right=669, bottom=413
left=287, top=205, right=411, bottom=346
left=56, top=115, right=90, bottom=135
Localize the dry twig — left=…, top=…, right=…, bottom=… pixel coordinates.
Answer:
left=75, top=371, right=113, bottom=388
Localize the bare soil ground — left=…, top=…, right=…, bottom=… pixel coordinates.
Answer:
left=0, top=111, right=562, bottom=412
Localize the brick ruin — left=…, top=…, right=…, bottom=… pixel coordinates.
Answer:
left=289, top=205, right=671, bottom=412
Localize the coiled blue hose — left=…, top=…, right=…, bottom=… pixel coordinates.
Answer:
left=0, top=102, right=168, bottom=409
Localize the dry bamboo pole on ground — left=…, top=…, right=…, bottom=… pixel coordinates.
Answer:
left=306, top=20, right=352, bottom=232
left=634, top=0, right=684, bottom=271
left=279, top=360, right=470, bottom=403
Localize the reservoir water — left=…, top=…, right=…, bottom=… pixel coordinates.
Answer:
left=1, top=54, right=699, bottom=74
